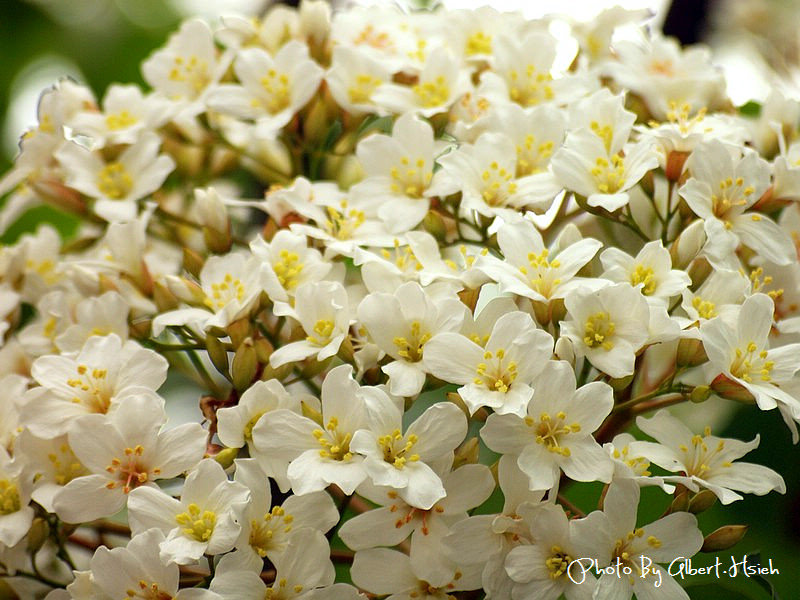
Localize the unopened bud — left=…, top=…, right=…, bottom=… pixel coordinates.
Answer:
left=688, top=489, right=717, bottom=513
left=232, top=338, right=258, bottom=392
left=669, top=489, right=690, bottom=513
left=206, top=334, right=230, bottom=377
left=452, top=437, right=480, bottom=469
left=701, top=525, right=748, bottom=552
left=446, top=391, right=471, bottom=419
left=301, top=399, right=324, bottom=426
left=334, top=154, right=364, bottom=190
left=302, top=356, right=333, bottom=378
left=27, top=518, right=49, bottom=554
left=609, top=374, right=634, bottom=391
left=457, top=288, right=480, bottom=313
left=0, top=579, right=20, bottom=600
left=687, top=257, right=712, bottom=288
left=676, top=338, right=708, bottom=367
left=422, top=210, right=447, bottom=241
left=254, top=337, right=274, bottom=364
left=665, top=150, right=690, bottom=181
left=213, top=447, right=239, bottom=469
left=337, top=336, right=355, bottom=364
left=669, top=219, right=706, bottom=270
left=260, top=362, right=293, bottom=382
left=153, top=280, right=179, bottom=312
left=710, top=373, right=756, bottom=404
left=555, top=337, right=575, bottom=365
left=182, top=247, right=205, bottom=279
left=299, top=0, right=331, bottom=45
left=165, top=275, right=205, bottom=305
left=689, top=385, right=712, bottom=404
left=227, top=318, right=252, bottom=349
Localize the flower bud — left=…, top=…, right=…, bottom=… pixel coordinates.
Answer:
left=232, top=338, right=258, bottom=392
left=701, top=525, right=748, bottom=552
left=422, top=210, right=447, bottom=242
left=688, top=489, right=717, bottom=513
left=301, top=399, right=324, bottom=426
left=669, top=489, right=690, bottom=513
left=299, top=0, right=331, bottom=45
left=206, top=334, right=230, bottom=377
left=26, top=517, right=49, bottom=554
left=452, top=437, right=480, bottom=469
left=669, top=219, right=706, bottom=270
left=710, top=373, right=756, bottom=403
left=0, top=579, right=20, bottom=600
left=165, top=275, right=205, bottom=305
left=227, top=318, right=252, bottom=349
left=689, top=384, right=712, bottom=403
left=555, top=337, right=575, bottom=366
left=254, top=338, right=274, bottom=365
left=334, top=154, right=364, bottom=190
left=665, top=150, right=690, bottom=182
left=213, top=447, right=239, bottom=469
left=182, top=247, right=205, bottom=279
left=152, top=280, right=179, bottom=312
left=676, top=338, right=708, bottom=367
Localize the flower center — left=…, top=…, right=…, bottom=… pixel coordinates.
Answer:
left=175, top=503, right=217, bottom=542
left=272, top=249, right=304, bottom=290
left=124, top=580, right=173, bottom=600
left=313, top=417, right=353, bottom=461
left=393, top=321, right=431, bottom=362
left=612, top=445, right=651, bottom=476
left=730, top=341, right=774, bottom=383
left=413, top=76, right=450, bottom=108
left=710, top=177, right=753, bottom=218
left=306, top=319, right=335, bottom=346
left=583, top=312, right=615, bottom=350
left=545, top=545, right=574, bottom=580
left=630, top=265, right=657, bottom=295
left=67, top=364, right=112, bottom=414
left=265, top=578, right=304, bottom=600
left=508, top=65, right=554, bottom=107
left=465, top=31, right=492, bottom=55
left=348, top=73, right=382, bottom=104
left=168, top=54, right=210, bottom=95
left=480, top=160, right=518, bottom=206
left=381, top=239, right=423, bottom=273
left=677, top=426, right=732, bottom=477
left=526, top=411, right=581, bottom=456
left=97, top=162, right=133, bottom=200
left=105, top=110, right=138, bottom=131
left=389, top=155, right=432, bottom=199
left=378, top=429, right=420, bottom=470
left=0, top=480, right=21, bottom=515
left=691, top=296, right=716, bottom=319
left=590, top=153, right=626, bottom=194
left=47, top=443, right=87, bottom=485
left=474, top=347, right=517, bottom=393
left=249, top=505, right=294, bottom=557
left=518, top=249, right=562, bottom=298
left=516, top=134, right=553, bottom=176
left=260, top=69, right=291, bottom=114
left=204, top=273, right=246, bottom=310
left=590, top=121, right=614, bottom=152
left=105, top=445, right=153, bottom=493
left=324, top=202, right=365, bottom=240
left=243, top=411, right=266, bottom=442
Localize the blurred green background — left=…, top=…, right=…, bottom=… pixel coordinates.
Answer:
left=0, top=0, right=799, bottom=598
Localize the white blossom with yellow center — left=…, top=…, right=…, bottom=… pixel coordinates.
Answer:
left=482, top=361, right=613, bottom=491
left=128, top=459, right=250, bottom=565
left=0, top=447, right=34, bottom=547
left=352, top=400, right=467, bottom=509
left=426, top=311, right=553, bottom=417
left=632, top=410, right=786, bottom=504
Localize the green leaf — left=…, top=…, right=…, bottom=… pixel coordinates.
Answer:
left=0, top=205, right=81, bottom=244
left=321, top=119, right=344, bottom=152
left=738, top=101, right=762, bottom=117
left=685, top=583, right=759, bottom=600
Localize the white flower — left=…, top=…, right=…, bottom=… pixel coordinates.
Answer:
left=207, top=42, right=323, bottom=138
left=679, top=140, right=794, bottom=268
left=23, top=334, right=168, bottom=437
left=80, top=528, right=221, bottom=600
left=216, top=379, right=302, bottom=490
left=0, top=447, right=34, bottom=547
left=350, top=113, right=449, bottom=233
left=128, top=458, right=250, bottom=564
left=269, top=281, right=351, bottom=368
left=326, top=46, right=392, bottom=115
left=481, top=361, right=614, bottom=490
left=351, top=400, right=467, bottom=509
left=55, top=132, right=175, bottom=222
left=54, top=290, right=131, bottom=354
left=68, top=84, right=174, bottom=147
left=561, top=283, right=651, bottom=378
left=52, top=393, right=206, bottom=523
left=357, top=281, right=467, bottom=397
left=701, top=293, right=800, bottom=413
left=583, top=480, right=704, bottom=600
left=425, top=311, right=554, bottom=416
left=678, top=269, right=749, bottom=327
left=251, top=364, right=379, bottom=495
left=631, top=410, right=786, bottom=504
left=552, top=129, right=658, bottom=212
left=372, top=47, right=470, bottom=117
left=477, top=219, right=603, bottom=305
left=210, top=528, right=336, bottom=599
left=152, top=252, right=270, bottom=335
left=230, top=458, right=339, bottom=570
left=600, top=240, right=690, bottom=305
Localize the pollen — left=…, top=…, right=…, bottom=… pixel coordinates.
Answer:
left=273, top=249, right=304, bottom=290
left=204, top=273, right=246, bottom=310
left=691, top=296, right=717, bottom=319
left=392, top=321, right=431, bottom=362
left=0, top=480, right=21, bottom=515
left=306, top=319, right=335, bottom=346
left=348, top=73, right=382, bottom=104
left=583, top=312, right=615, bottom=350
left=528, top=411, right=580, bottom=456
left=175, top=503, right=217, bottom=542
left=412, top=75, right=450, bottom=108
left=630, top=264, right=657, bottom=295
left=465, top=31, right=492, bottom=55
left=545, top=545, right=574, bottom=580
left=259, top=69, right=291, bottom=114
left=97, top=162, right=133, bottom=200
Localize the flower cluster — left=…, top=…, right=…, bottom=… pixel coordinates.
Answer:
left=0, top=2, right=798, bottom=599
